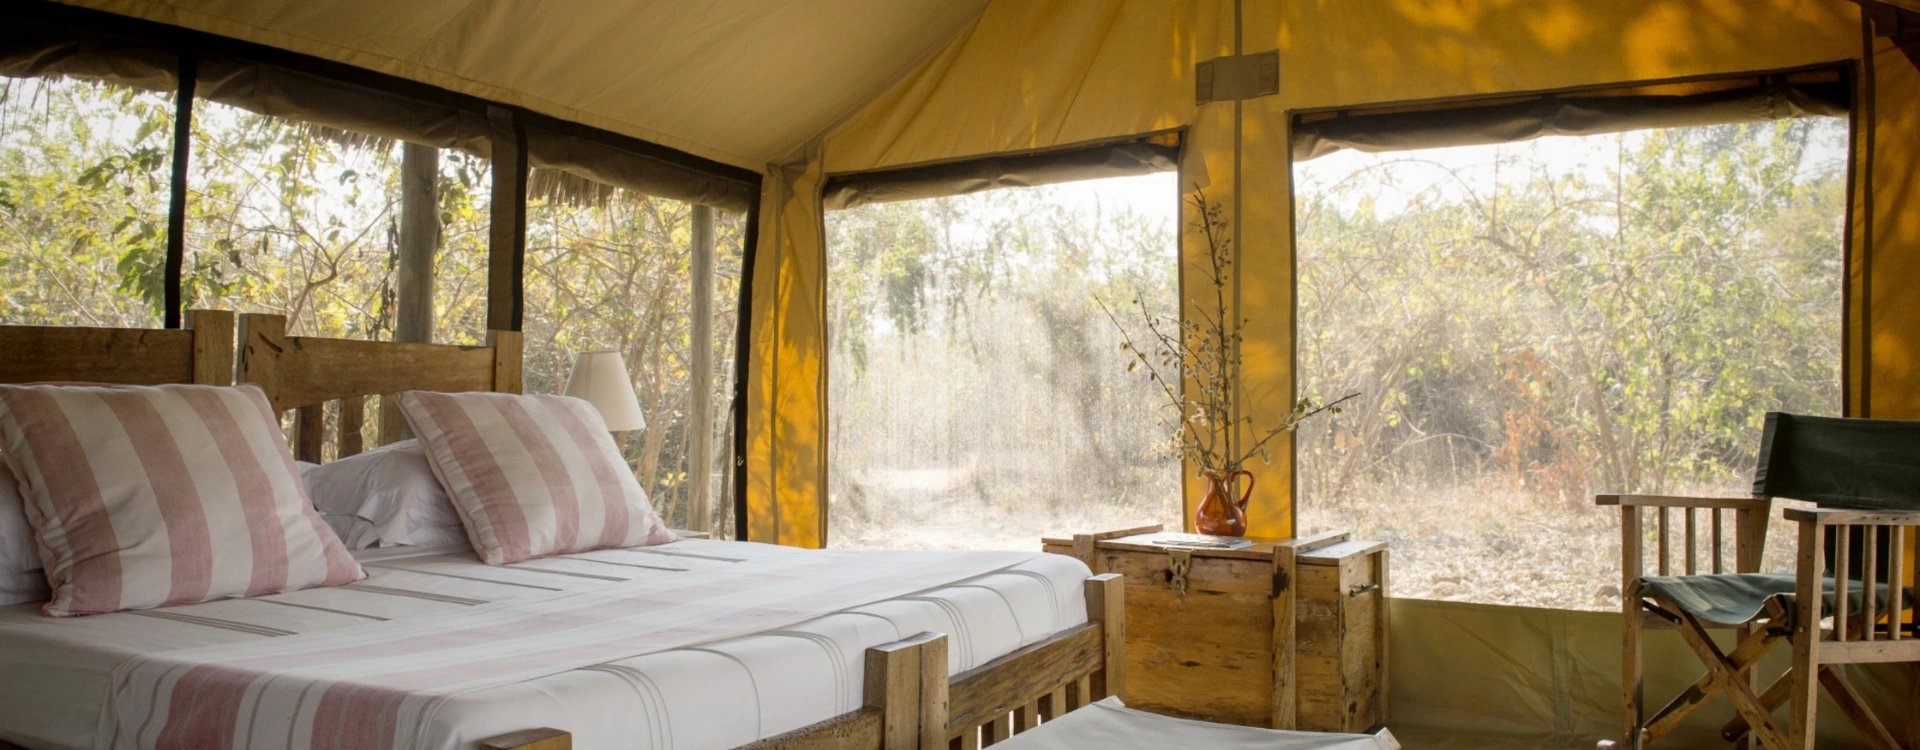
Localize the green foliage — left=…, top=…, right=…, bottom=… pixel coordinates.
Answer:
left=1296, top=119, right=1847, bottom=505
left=0, top=74, right=742, bottom=535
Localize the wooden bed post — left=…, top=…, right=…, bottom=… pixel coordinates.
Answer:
left=916, top=634, right=950, bottom=750
left=866, top=632, right=941, bottom=749
left=183, top=309, right=235, bottom=385
left=1086, top=573, right=1124, bottom=701
left=238, top=314, right=288, bottom=410
left=487, top=329, right=524, bottom=394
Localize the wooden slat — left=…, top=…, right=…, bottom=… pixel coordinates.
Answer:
left=866, top=634, right=929, bottom=750
left=1889, top=528, right=1906, bottom=642
left=1013, top=701, right=1039, bottom=732
left=1685, top=508, right=1697, bottom=575
left=1784, top=508, right=1920, bottom=526
left=1085, top=574, right=1124, bottom=700
left=476, top=728, right=570, bottom=750
left=1835, top=526, right=1853, bottom=642
left=1658, top=507, right=1670, bottom=576
left=1621, top=506, right=1643, bottom=748
left=1712, top=508, right=1724, bottom=575
left=0, top=325, right=194, bottom=385
left=1863, top=528, right=1879, bottom=642
left=1069, top=675, right=1091, bottom=709
left=1596, top=494, right=1771, bottom=510
left=278, top=336, right=496, bottom=410
left=378, top=395, right=409, bottom=448
left=293, top=404, right=325, bottom=463
left=238, top=314, right=285, bottom=406
left=1736, top=501, right=1769, bottom=573
left=1272, top=536, right=1299, bottom=730
left=184, top=309, right=235, bottom=385
left=488, top=329, right=524, bottom=394
left=918, top=634, right=949, bottom=750
left=337, top=395, right=365, bottom=458
left=946, top=625, right=1100, bottom=734
left=739, top=709, right=882, bottom=750
left=1789, top=519, right=1823, bottom=749
left=1817, top=639, right=1920, bottom=664
left=980, top=714, right=1011, bottom=746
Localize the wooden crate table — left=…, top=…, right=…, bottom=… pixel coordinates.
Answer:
left=1041, top=525, right=1389, bottom=733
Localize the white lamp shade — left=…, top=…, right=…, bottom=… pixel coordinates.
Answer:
left=563, top=351, right=646, bottom=432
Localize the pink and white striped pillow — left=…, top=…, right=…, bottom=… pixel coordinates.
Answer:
left=0, top=384, right=365, bottom=616
left=395, top=391, right=673, bottom=564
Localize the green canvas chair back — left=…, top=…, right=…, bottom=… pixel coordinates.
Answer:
left=1753, top=412, right=1920, bottom=582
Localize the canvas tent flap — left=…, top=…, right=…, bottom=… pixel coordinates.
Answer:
left=821, top=134, right=1180, bottom=210
left=195, top=57, right=492, bottom=157
left=0, top=36, right=176, bottom=93
left=1291, top=74, right=1851, bottom=160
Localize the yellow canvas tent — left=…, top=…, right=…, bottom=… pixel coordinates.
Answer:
left=21, top=0, right=1920, bottom=745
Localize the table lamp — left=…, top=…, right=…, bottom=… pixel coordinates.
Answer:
left=563, top=351, right=646, bottom=433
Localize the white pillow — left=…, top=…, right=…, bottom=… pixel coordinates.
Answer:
left=300, top=439, right=464, bottom=549
left=0, top=460, right=50, bottom=605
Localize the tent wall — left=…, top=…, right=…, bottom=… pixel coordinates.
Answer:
left=746, top=0, right=1891, bottom=546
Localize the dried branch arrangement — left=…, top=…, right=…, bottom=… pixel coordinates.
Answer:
left=1103, top=191, right=1354, bottom=474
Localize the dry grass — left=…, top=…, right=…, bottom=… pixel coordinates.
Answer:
left=1301, top=474, right=1808, bottom=611
left=834, top=470, right=1808, bottom=613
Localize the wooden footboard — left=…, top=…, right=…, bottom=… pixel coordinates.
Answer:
left=943, top=574, right=1124, bottom=748
left=475, top=574, right=1126, bottom=750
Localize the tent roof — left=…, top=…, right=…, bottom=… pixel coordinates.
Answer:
left=60, top=0, right=993, bottom=171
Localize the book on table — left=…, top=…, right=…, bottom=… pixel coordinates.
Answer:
left=1147, top=533, right=1254, bottom=550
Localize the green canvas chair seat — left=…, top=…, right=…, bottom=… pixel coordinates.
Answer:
left=1640, top=572, right=1915, bottom=627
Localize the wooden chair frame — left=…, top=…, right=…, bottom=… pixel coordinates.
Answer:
left=1601, top=493, right=1920, bottom=749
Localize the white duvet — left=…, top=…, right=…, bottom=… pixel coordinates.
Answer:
left=0, top=540, right=1090, bottom=750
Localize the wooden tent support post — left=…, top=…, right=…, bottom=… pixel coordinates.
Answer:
left=688, top=203, right=715, bottom=532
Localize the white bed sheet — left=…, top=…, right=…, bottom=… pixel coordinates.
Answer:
left=0, top=539, right=1090, bottom=750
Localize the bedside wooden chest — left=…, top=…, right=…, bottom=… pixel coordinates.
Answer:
left=1041, top=525, right=1389, bottom=733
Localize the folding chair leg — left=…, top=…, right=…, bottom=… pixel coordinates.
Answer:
left=1817, top=667, right=1901, bottom=750
left=1623, top=584, right=1645, bottom=749
left=1910, top=664, right=1920, bottom=749
left=1720, top=669, right=1791, bottom=743
left=1672, top=610, right=1788, bottom=750
left=1643, top=623, right=1778, bottom=743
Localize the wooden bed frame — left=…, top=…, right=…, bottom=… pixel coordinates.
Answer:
left=231, top=312, right=1128, bottom=750
left=236, top=313, right=522, bottom=462
left=0, top=310, right=234, bottom=387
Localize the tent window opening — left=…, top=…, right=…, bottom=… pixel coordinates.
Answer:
left=1293, top=117, right=1849, bottom=610
left=522, top=170, right=745, bottom=539
left=182, top=97, right=494, bottom=343
left=0, top=74, right=175, bottom=327
left=827, top=173, right=1180, bottom=550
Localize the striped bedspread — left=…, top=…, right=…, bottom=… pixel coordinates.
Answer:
left=0, top=540, right=1091, bottom=750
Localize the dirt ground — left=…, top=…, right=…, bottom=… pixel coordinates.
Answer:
left=832, top=473, right=1808, bottom=612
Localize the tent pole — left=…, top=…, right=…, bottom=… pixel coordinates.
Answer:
left=689, top=204, right=716, bottom=533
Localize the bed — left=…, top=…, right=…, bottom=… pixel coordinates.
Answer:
left=0, top=313, right=1123, bottom=750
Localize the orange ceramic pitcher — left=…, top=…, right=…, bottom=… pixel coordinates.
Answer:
left=1194, top=468, right=1254, bottom=536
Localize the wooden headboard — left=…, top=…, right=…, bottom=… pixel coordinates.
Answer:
left=237, top=313, right=523, bottom=463
left=0, top=310, right=234, bottom=386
